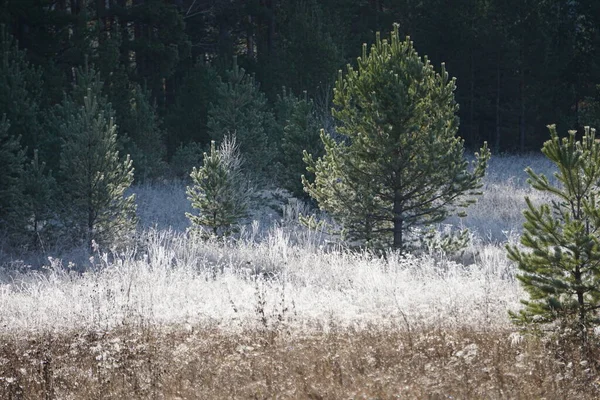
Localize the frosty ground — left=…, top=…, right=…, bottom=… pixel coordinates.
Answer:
left=1, top=154, right=598, bottom=398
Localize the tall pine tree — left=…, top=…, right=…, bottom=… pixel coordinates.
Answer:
left=58, top=66, right=137, bottom=250
left=304, top=25, right=490, bottom=250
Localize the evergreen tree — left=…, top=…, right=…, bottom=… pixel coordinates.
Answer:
left=22, top=149, right=56, bottom=250
left=186, top=136, right=253, bottom=238
left=507, top=125, right=600, bottom=343
left=164, top=61, right=219, bottom=157
left=580, top=85, right=600, bottom=129
left=58, top=67, right=137, bottom=250
left=0, top=116, right=26, bottom=234
left=0, top=26, right=43, bottom=157
left=303, top=25, right=490, bottom=250
left=279, top=92, right=323, bottom=199
left=207, top=58, right=276, bottom=174
left=257, top=0, right=345, bottom=98
left=273, top=87, right=300, bottom=136
left=119, top=83, right=166, bottom=182
left=93, top=23, right=166, bottom=181
left=117, top=0, right=190, bottom=109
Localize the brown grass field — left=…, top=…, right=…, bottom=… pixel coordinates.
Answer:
left=1, top=325, right=599, bottom=399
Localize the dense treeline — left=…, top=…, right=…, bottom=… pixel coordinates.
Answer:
left=1, top=0, right=600, bottom=252
left=2, top=0, right=599, bottom=156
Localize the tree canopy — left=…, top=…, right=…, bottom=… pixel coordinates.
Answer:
left=303, top=25, right=489, bottom=250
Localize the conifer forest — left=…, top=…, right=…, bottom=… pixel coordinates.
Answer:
left=2, top=1, right=600, bottom=398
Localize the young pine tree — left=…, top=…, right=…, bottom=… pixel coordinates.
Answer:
left=207, top=58, right=276, bottom=174
left=186, top=136, right=253, bottom=238
left=58, top=67, right=137, bottom=250
left=303, top=25, right=490, bottom=250
left=507, top=125, right=600, bottom=343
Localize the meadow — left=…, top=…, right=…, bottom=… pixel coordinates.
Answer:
left=1, top=154, right=599, bottom=399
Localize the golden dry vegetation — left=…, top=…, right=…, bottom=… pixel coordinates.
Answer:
left=1, top=326, right=599, bottom=399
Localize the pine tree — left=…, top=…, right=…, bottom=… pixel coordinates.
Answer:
left=94, top=23, right=166, bottom=182
left=21, top=149, right=56, bottom=250
left=273, top=87, right=300, bottom=137
left=0, top=116, right=26, bottom=233
left=507, top=125, right=600, bottom=343
left=279, top=92, right=323, bottom=199
left=0, top=26, right=43, bottom=157
left=165, top=61, right=220, bottom=157
left=580, top=85, right=600, bottom=129
left=257, top=0, right=344, bottom=98
left=119, top=83, right=166, bottom=182
left=186, top=136, right=253, bottom=238
left=58, top=66, right=137, bottom=250
left=207, top=57, right=276, bottom=174
left=303, top=25, right=490, bottom=250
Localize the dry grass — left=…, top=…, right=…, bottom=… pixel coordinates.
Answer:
left=1, top=326, right=599, bottom=399
left=2, top=154, right=599, bottom=399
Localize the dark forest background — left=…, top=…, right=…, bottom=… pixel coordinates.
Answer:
left=2, top=0, right=600, bottom=169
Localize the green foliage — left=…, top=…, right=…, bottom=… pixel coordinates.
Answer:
left=170, top=141, right=206, bottom=180
left=123, top=0, right=191, bottom=108
left=279, top=92, right=323, bottom=199
left=186, top=136, right=253, bottom=238
left=580, top=85, right=600, bottom=129
left=94, top=23, right=165, bottom=182
left=165, top=62, right=220, bottom=156
left=303, top=25, right=490, bottom=250
left=259, top=0, right=344, bottom=97
left=58, top=66, right=137, bottom=250
left=507, top=125, right=600, bottom=342
left=0, top=26, right=43, bottom=156
left=0, top=116, right=26, bottom=232
left=119, top=84, right=167, bottom=182
left=207, top=58, right=276, bottom=174
left=273, top=87, right=300, bottom=134
left=22, top=149, right=56, bottom=250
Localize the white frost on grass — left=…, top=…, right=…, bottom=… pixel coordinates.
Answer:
left=0, top=154, right=554, bottom=334
left=0, top=229, right=522, bottom=334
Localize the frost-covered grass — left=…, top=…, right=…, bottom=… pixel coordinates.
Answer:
left=0, top=153, right=556, bottom=334
left=0, top=229, right=519, bottom=333
left=2, top=153, right=600, bottom=399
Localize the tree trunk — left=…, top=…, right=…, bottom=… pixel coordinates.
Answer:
left=575, top=265, right=587, bottom=342
left=469, top=53, right=475, bottom=146
left=266, top=0, right=275, bottom=56
left=495, top=59, right=501, bottom=153
left=218, top=16, right=231, bottom=58
left=96, top=0, right=105, bottom=21
left=70, top=0, right=81, bottom=15
left=520, top=68, right=526, bottom=152
left=247, top=15, right=254, bottom=58
left=133, top=0, right=145, bottom=81
left=88, top=200, right=94, bottom=251
left=393, top=190, right=403, bottom=249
